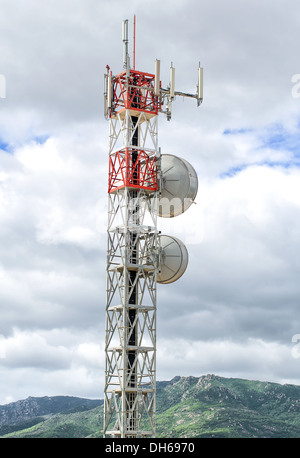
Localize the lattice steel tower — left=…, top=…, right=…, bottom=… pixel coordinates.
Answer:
left=103, top=18, right=203, bottom=438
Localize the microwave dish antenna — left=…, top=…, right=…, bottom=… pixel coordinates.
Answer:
left=158, top=154, right=198, bottom=218
left=157, top=234, right=189, bottom=284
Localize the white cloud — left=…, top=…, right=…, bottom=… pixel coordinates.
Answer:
left=158, top=164, right=300, bottom=350
left=0, top=329, right=71, bottom=370
left=157, top=337, right=300, bottom=386
left=76, top=342, right=103, bottom=368
left=0, top=328, right=104, bottom=403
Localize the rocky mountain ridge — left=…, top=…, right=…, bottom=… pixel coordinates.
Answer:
left=0, top=396, right=102, bottom=436
left=1, top=374, right=300, bottom=438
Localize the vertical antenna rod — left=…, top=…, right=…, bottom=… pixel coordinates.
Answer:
left=122, top=19, right=130, bottom=75
left=133, top=15, right=136, bottom=70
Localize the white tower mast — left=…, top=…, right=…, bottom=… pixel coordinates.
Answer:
left=103, top=18, right=203, bottom=438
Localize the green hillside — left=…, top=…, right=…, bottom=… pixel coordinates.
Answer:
left=2, top=374, right=300, bottom=438
left=155, top=375, right=300, bottom=437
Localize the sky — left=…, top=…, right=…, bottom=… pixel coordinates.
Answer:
left=0, top=0, right=300, bottom=404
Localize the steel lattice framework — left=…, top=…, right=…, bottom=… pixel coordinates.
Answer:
left=103, top=72, right=160, bottom=437
left=103, top=18, right=203, bottom=438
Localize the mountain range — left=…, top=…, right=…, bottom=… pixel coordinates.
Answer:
left=1, top=374, right=300, bottom=438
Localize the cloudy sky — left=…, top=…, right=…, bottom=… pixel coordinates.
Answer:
left=1, top=0, right=300, bottom=404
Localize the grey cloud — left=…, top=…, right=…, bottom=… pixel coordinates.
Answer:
left=1, top=0, right=300, bottom=403
left=158, top=165, right=300, bottom=348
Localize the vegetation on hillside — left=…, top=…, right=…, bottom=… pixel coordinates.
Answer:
left=2, top=374, right=300, bottom=438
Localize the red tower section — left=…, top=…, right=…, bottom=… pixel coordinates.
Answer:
left=111, top=69, right=161, bottom=118
left=107, top=69, right=160, bottom=194
left=108, top=147, right=157, bottom=193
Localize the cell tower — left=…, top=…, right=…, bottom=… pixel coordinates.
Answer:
left=103, top=17, right=203, bottom=438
